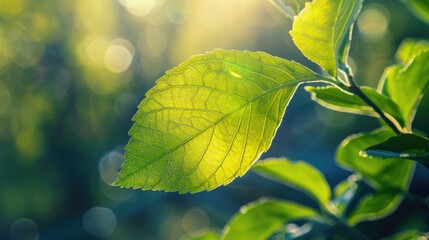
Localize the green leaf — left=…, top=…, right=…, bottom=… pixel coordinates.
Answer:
left=329, top=175, right=360, bottom=217
left=403, top=0, right=429, bottom=25
left=252, top=158, right=331, bottom=209
left=381, top=230, right=427, bottom=240
left=113, top=50, right=328, bottom=193
left=267, top=0, right=310, bottom=19
left=363, top=134, right=429, bottom=167
left=222, top=198, right=319, bottom=240
left=182, top=229, right=220, bottom=240
left=395, top=38, right=429, bottom=63
left=290, top=0, right=363, bottom=77
left=336, top=128, right=415, bottom=191
left=305, top=85, right=404, bottom=126
left=347, top=192, right=404, bottom=226
left=380, top=51, right=429, bottom=130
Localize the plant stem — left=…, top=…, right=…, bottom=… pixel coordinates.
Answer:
left=346, top=76, right=402, bottom=134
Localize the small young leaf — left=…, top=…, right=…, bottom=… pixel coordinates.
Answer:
left=336, top=128, right=415, bottom=191
left=182, top=229, right=220, bottom=240
left=329, top=175, right=360, bottom=217
left=403, top=0, right=429, bottom=25
left=267, top=0, right=310, bottom=19
left=114, top=50, right=329, bottom=193
left=395, top=38, right=429, bottom=63
left=252, top=158, right=331, bottom=209
left=305, top=85, right=404, bottom=126
left=363, top=134, right=429, bottom=166
left=222, top=198, right=319, bottom=240
left=380, top=51, right=429, bottom=131
left=290, top=0, right=363, bottom=77
left=347, top=192, right=403, bottom=226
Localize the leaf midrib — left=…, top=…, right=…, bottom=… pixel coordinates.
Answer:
left=117, top=75, right=326, bottom=184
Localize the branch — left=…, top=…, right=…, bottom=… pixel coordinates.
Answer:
left=346, top=76, right=402, bottom=135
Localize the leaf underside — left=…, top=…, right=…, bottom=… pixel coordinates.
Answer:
left=114, top=50, right=325, bottom=193
left=290, top=0, right=363, bottom=77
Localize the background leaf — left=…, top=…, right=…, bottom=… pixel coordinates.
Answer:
left=380, top=51, right=429, bottom=131
left=267, top=0, right=310, bottom=19
left=347, top=192, right=404, bottom=226
left=114, top=50, right=327, bottom=193
left=252, top=158, right=331, bottom=209
left=290, top=0, right=363, bottom=77
left=222, top=198, right=319, bottom=240
left=336, top=128, right=415, bottom=191
left=305, top=85, right=404, bottom=126
left=182, top=229, right=220, bottom=240
left=381, top=230, right=427, bottom=240
left=402, top=0, right=429, bottom=25
left=395, top=39, right=429, bottom=63
left=363, top=134, right=429, bottom=167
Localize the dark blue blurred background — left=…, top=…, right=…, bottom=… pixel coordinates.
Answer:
left=1, top=0, right=428, bottom=239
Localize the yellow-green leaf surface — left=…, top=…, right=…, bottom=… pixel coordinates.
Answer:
left=253, top=158, right=331, bottom=209
left=395, top=39, right=429, bottom=63
left=222, top=198, right=319, bottom=240
left=183, top=229, right=220, bottom=240
left=381, top=51, right=429, bottom=130
left=348, top=192, right=403, bottom=226
left=336, top=128, right=415, bottom=191
left=305, top=85, right=404, bottom=126
left=114, top=50, right=327, bottom=193
left=268, top=0, right=310, bottom=19
left=290, top=0, right=363, bottom=77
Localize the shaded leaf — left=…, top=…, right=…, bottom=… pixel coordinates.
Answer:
left=336, top=128, right=415, bottom=191
left=395, top=38, right=429, bottom=63
left=380, top=51, right=429, bottom=130
left=305, top=85, right=404, bottom=126
left=382, top=230, right=428, bottom=240
left=329, top=175, right=360, bottom=218
left=290, top=0, right=363, bottom=77
left=403, top=0, right=429, bottom=25
left=363, top=133, right=429, bottom=167
left=253, top=158, right=331, bottom=209
left=113, top=50, right=329, bottom=193
left=348, top=192, right=404, bottom=226
left=182, top=229, right=220, bottom=240
left=222, top=198, right=319, bottom=240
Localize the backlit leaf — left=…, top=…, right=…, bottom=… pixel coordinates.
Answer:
left=381, top=230, right=427, bottom=240
left=395, top=38, right=429, bottom=63
left=222, top=198, right=319, bottom=240
left=380, top=51, right=429, bottom=131
left=336, top=128, right=415, bottom=191
left=183, top=229, right=220, bottom=240
left=113, top=50, right=328, bottom=193
left=253, top=158, right=331, bottom=209
left=305, top=85, right=404, bottom=126
left=267, top=0, right=310, bottom=19
left=348, top=192, right=404, bottom=226
left=290, top=0, right=363, bottom=77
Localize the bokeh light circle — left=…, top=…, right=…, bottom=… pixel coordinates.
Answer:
left=83, top=207, right=117, bottom=238
left=10, top=218, right=39, bottom=240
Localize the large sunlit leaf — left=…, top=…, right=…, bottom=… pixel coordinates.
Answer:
left=347, top=192, right=404, bottom=226
left=363, top=134, right=429, bottom=168
left=290, top=0, right=363, bottom=77
left=252, top=158, right=331, bottom=209
left=113, top=50, right=328, bottom=193
left=336, top=128, right=415, bottom=191
left=222, top=198, right=319, bottom=240
left=403, top=0, right=429, bottom=25
left=395, top=38, right=429, bottom=63
left=380, top=51, right=429, bottom=131
left=305, top=85, right=404, bottom=126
